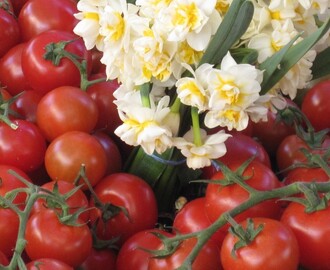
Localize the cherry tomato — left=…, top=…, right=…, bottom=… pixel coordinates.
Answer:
left=220, top=218, right=299, bottom=270
left=90, top=173, right=158, bottom=246
left=0, top=9, right=20, bottom=58
left=44, top=131, right=107, bottom=187
left=0, top=43, right=32, bottom=96
left=21, top=30, right=91, bottom=95
left=13, top=90, right=42, bottom=123
left=0, top=207, right=19, bottom=258
left=18, top=0, right=78, bottom=41
left=25, top=209, right=92, bottom=267
left=0, top=119, right=47, bottom=172
left=148, top=237, right=221, bottom=270
left=36, top=86, right=99, bottom=141
left=0, top=250, right=9, bottom=267
left=301, top=80, right=330, bottom=131
left=79, top=248, right=117, bottom=270
left=205, top=160, right=282, bottom=232
left=281, top=202, right=330, bottom=270
left=116, top=229, right=173, bottom=270
left=26, top=258, right=74, bottom=270
left=283, top=167, right=329, bottom=186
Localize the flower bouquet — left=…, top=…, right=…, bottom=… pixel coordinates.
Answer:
left=73, top=0, right=330, bottom=212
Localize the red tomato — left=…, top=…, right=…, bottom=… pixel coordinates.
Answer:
left=79, top=248, right=117, bottom=270
left=173, top=197, right=226, bottom=247
left=0, top=43, right=32, bottom=96
left=21, top=30, right=91, bottom=95
left=31, top=180, right=90, bottom=223
left=11, top=0, right=28, bottom=16
left=276, top=134, right=330, bottom=175
left=0, top=164, right=32, bottom=205
left=25, top=209, right=92, bottom=267
left=13, top=90, right=42, bottom=123
left=0, top=250, right=9, bottom=266
left=116, top=229, right=173, bottom=270
left=281, top=202, right=330, bottom=270
left=202, top=133, right=271, bottom=179
left=90, top=173, right=158, bottom=246
left=148, top=237, right=221, bottom=270
left=205, top=160, right=282, bottom=232
left=0, top=119, right=47, bottom=172
left=44, top=131, right=107, bottom=187
left=87, top=77, right=121, bottom=135
left=220, top=218, right=299, bottom=270
left=301, top=80, right=330, bottom=131
left=36, top=86, right=99, bottom=141
left=0, top=207, right=19, bottom=258
left=283, top=167, right=329, bottom=186
left=18, top=0, right=78, bottom=41
left=92, top=131, right=122, bottom=175
left=0, top=9, right=20, bottom=58
left=26, top=258, right=74, bottom=270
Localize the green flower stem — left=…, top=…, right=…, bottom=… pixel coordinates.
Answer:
left=139, top=83, right=151, bottom=108
left=191, top=107, right=202, bottom=146
left=170, top=97, right=181, bottom=114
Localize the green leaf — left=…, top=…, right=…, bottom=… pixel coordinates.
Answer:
left=230, top=48, right=258, bottom=64
left=260, top=18, right=330, bottom=94
left=199, top=0, right=254, bottom=66
left=311, top=46, right=330, bottom=80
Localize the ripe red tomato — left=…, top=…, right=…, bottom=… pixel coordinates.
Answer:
left=90, top=173, right=158, bottom=246
left=205, top=160, right=282, bottom=232
left=0, top=208, right=19, bottom=258
left=276, top=134, right=330, bottom=175
left=36, top=86, right=99, bottom=141
left=79, top=248, right=117, bottom=270
left=13, top=90, right=42, bottom=123
left=26, top=258, right=74, bottom=270
left=0, top=250, right=8, bottom=267
left=116, top=229, right=173, bottom=270
left=202, top=133, right=271, bottom=179
left=25, top=209, right=92, bottom=267
left=0, top=119, right=47, bottom=172
left=281, top=202, right=330, bottom=270
left=21, top=30, right=91, bottom=95
left=220, top=218, right=299, bottom=270
left=283, top=167, right=329, bottom=186
left=0, top=164, right=32, bottom=205
left=31, top=180, right=90, bottom=223
left=0, top=43, right=32, bottom=96
left=18, top=0, right=78, bottom=41
left=44, top=131, right=107, bottom=187
left=173, top=197, right=226, bottom=247
left=148, top=237, right=221, bottom=270
left=0, top=9, right=20, bottom=58
left=301, top=80, right=330, bottom=131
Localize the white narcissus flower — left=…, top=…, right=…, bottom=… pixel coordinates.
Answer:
left=174, top=128, right=231, bottom=169
left=114, top=96, right=174, bottom=155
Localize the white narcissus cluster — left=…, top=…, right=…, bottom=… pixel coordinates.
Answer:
left=73, top=0, right=329, bottom=169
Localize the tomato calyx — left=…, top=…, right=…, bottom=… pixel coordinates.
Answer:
left=226, top=215, right=264, bottom=258
left=0, top=91, right=22, bottom=129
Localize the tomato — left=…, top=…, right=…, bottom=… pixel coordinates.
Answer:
left=173, top=197, right=226, bottom=247
left=26, top=258, right=74, bottom=270
left=0, top=164, right=32, bottom=205
left=205, top=160, right=282, bottom=232
left=116, top=229, right=173, bottom=270
left=90, top=173, right=158, bottom=246
left=18, top=0, right=78, bottom=41
left=0, top=119, right=47, bottom=172
left=79, top=248, right=117, bottom=270
left=148, top=237, right=221, bottom=270
left=276, top=134, right=330, bottom=175
left=25, top=209, right=92, bottom=267
left=21, top=30, right=91, bottom=95
left=301, top=80, right=330, bottom=131
left=11, top=0, right=28, bottom=16
left=220, top=217, right=299, bottom=270
left=44, top=131, right=107, bottom=187
left=0, top=250, right=9, bottom=266
left=283, top=166, right=329, bottom=186
left=87, top=77, right=121, bottom=135
left=13, top=90, right=42, bottom=123
left=281, top=202, right=330, bottom=270
left=0, top=43, right=32, bottom=96
left=0, top=207, right=19, bottom=258
left=0, top=9, right=20, bottom=58
left=202, top=133, right=271, bottom=179
left=36, top=86, right=99, bottom=141
left=92, top=131, right=122, bottom=175
left=31, top=180, right=90, bottom=223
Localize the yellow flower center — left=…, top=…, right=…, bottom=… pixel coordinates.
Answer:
left=107, top=12, right=125, bottom=41
left=173, top=3, right=200, bottom=30
left=84, top=12, right=99, bottom=21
